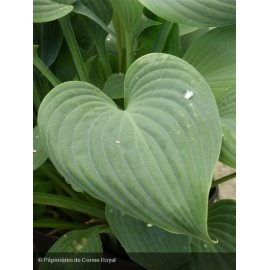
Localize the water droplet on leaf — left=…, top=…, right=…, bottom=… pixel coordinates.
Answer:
left=147, top=223, right=153, bottom=228
left=33, top=149, right=37, bottom=153
left=115, top=140, right=120, bottom=144
left=183, top=89, right=194, bottom=99
left=203, top=244, right=208, bottom=248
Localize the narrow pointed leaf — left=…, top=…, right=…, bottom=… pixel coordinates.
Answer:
left=38, top=53, right=222, bottom=242
left=33, top=192, right=106, bottom=220
left=183, top=200, right=236, bottom=270
left=33, top=126, right=48, bottom=170
left=40, top=225, right=108, bottom=270
left=138, top=0, right=236, bottom=27
left=106, top=204, right=190, bottom=270
left=33, top=0, right=73, bottom=23
left=183, top=25, right=236, bottom=102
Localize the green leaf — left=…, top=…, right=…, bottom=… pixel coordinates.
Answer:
left=33, top=126, right=48, bottom=170
left=33, top=217, right=89, bottom=229
left=183, top=25, right=236, bottom=102
left=103, top=73, right=125, bottom=99
left=183, top=26, right=236, bottom=167
left=138, top=0, right=236, bottom=27
left=33, top=45, right=61, bottom=87
left=109, top=0, right=158, bottom=68
left=70, top=14, right=95, bottom=54
left=109, top=0, right=144, bottom=36
left=54, top=40, right=77, bottom=82
left=218, top=89, right=236, bottom=168
left=33, top=0, right=73, bottom=23
left=73, top=0, right=114, bottom=36
left=38, top=53, right=222, bottom=242
left=180, top=27, right=211, bottom=56
left=33, top=192, right=106, bottom=220
left=33, top=170, right=54, bottom=193
left=163, top=23, right=181, bottom=57
left=184, top=200, right=236, bottom=270
left=33, top=204, right=46, bottom=219
left=72, top=0, right=113, bottom=78
left=106, top=204, right=190, bottom=270
left=40, top=225, right=108, bottom=270
left=33, top=21, right=63, bottom=66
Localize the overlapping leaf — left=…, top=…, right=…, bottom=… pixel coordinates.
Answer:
left=33, top=126, right=48, bottom=170
left=106, top=204, right=190, bottom=270
left=218, top=89, right=236, bottom=167
left=33, top=21, right=63, bottom=66
left=33, top=0, right=73, bottom=23
left=138, top=0, right=236, bottom=27
left=103, top=73, right=125, bottom=99
left=38, top=53, right=222, bottom=242
left=183, top=26, right=236, bottom=167
left=183, top=25, right=236, bottom=102
left=40, top=225, right=108, bottom=270
left=183, top=200, right=236, bottom=270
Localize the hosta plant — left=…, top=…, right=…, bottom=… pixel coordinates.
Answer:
left=33, top=0, right=236, bottom=269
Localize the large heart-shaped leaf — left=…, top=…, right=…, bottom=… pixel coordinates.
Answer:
left=138, top=0, right=236, bottom=27
left=106, top=204, right=190, bottom=270
left=38, top=53, right=222, bottom=242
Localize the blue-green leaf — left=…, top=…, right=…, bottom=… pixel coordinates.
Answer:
left=33, top=0, right=73, bottom=23
left=106, top=204, right=190, bottom=270
left=33, top=126, right=48, bottom=170
left=138, top=0, right=236, bottom=27
left=38, top=53, right=222, bottom=242
left=103, top=73, right=125, bottom=99
left=184, top=200, right=236, bottom=270
left=40, top=225, right=108, bottom=270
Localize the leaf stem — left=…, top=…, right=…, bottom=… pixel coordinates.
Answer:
left=125, top=33, right=134, bottom=70
left=211, top=172, right=236, bottom=188
left=152, top=20, right=173, bottom=53
left=33, top=218, right=89, bottom=229
left=33, top=192, right=106, bottom=221
left=33, top=47, right=61, bottom=87
left=59, top=16, right=90, bottom=83
left=95, top=40, right=112, bottom=79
